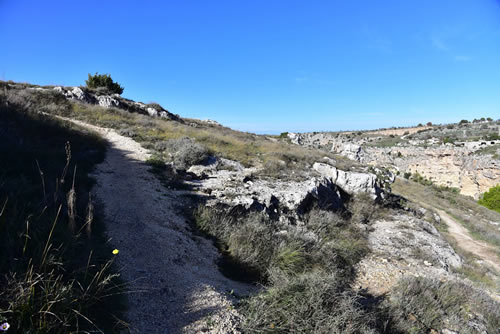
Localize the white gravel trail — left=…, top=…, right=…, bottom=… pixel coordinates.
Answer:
left=63, top=119, right=254, bottom=333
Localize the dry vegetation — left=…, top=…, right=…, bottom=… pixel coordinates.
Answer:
left=392, top=178, right=500, bottom=249
left=0, top=88, right=127, bottom=332
left=393, top=178, right=500, bottom=293
left=194, top=202, right=378, bottom=333
left=1, top=82, right=356, bottom=178
left=2, top=81, right=499, bottom=333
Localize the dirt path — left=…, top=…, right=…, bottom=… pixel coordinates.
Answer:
left=434, top=209, right=500, bottom=273
left=63, top=119, right=254, bottom=333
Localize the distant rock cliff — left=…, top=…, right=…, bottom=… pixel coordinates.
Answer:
left=287, top=127, right=500, bottom=199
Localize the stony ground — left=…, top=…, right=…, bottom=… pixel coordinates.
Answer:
left=57, top=116, right=500, bottom=331
left=64, top=119, right=254, bottom=333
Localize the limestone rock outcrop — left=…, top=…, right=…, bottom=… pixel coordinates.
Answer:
left=286, top=129, right=500, bottom=199
left=52, top=86, right=181, bottom=121
left=188, top=158, right=387, bottom=223
left=312, top=162, right=381, bottom=199
left=97, top=95, right=120, bottom=108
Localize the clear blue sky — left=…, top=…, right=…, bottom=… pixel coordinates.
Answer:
left=1, top=1, right=499, bottom=134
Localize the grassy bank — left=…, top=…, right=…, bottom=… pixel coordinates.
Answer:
left=392, top=178, right=500, bottom=249
left=0, top=88, right=126, bottom=332
left=0, top=83, right=355, bottom=178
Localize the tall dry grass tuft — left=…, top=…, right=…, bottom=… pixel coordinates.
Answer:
left=67, top=166, right=77, bottom=235
left=0, top=92, right=126, bottom=333
left=85, top=192, right=94, bottom=239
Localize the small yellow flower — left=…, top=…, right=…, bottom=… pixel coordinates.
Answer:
left=269, top=323, right=275, bottom=329
left=112, top=249, right=119, bottom=255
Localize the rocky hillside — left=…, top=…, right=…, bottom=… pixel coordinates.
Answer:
left=288, top=121, right=500, bottom=199
left=1, top=80, right=499, bottom=333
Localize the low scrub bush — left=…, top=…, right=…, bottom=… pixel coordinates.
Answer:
left=155, top=137, right=209, bottom=169
left=242, top=269, right=376, bottom=333
left=383, top=277, right=499, bottom=334
left=194, top=204, right=375, bottom=332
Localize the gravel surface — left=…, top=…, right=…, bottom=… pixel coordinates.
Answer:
left=63, top=119, right=255, bottom=333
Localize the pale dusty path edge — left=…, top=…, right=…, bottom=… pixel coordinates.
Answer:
left=434, top=208, right=500, bottom=273
left=55, top=116, right=255, bottom=333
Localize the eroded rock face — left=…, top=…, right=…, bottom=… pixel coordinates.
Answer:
left=287, top=129, right=500, bottom=199
left=364, top=145, right=500, bottom=199
left=52, top=86, right=181, bottom=121
left=331, top=142, right=365, bottom=162
left=188, top=158, right=386, bottom=223
left=312, top=162, right=381, bottom=199
left=355, top=213, right=462, bottom=296
left=97, top=95, right=120, bottom=108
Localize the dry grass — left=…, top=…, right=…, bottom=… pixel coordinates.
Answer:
left=392, top=178, right=500, bottom=249
left=392, top=178, right=500, bottom=293
left=194, top=204, right=376, bottom=332
left=0, top=85, right=127, bottom=333
left=1, top=82, right=358, bottom=180
left=8, top=87, right=351, bottom=175
left=383, top=276, right=499, bottom=334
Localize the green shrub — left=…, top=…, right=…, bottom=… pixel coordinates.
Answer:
left=478, top=185, right=500, bottom=213
left=485, top=133, right=500, bottom=141
left=155, top=137, right=209, bottom=169
left=85, top=73, right=124, bottom=95
left=442, top=136, right=455, bottom=144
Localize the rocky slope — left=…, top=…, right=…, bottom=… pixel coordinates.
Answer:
left=288, top=122, right=500, bottom=199
left=2, top=81, right=498, bottom=333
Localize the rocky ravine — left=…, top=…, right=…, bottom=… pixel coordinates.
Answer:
left=287, top=131, right=500, bottom=199
left=187, top=160, right=388, bottom=225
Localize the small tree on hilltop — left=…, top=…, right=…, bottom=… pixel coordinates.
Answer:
left=85, top=72, right=124, bottom=95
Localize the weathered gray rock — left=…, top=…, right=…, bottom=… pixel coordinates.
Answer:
left=313, top=162, right=382, bottom=199
left=198, top=175, right=345, bottom=223
left=97, top=95, right=120, bottom=108
left=54, top=86, right=91, bottom=102
left=147, top=107, right=158, bottom=117
left=332, top=142, right=365, bottom=162
left=202, top=119, right=221, bottom=126
left=187, top=159, right=390, bottom=223
left=52, top=86, right=181, bottom=121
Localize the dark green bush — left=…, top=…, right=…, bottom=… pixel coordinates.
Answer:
left=85, top=73, right=124, bottom=95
